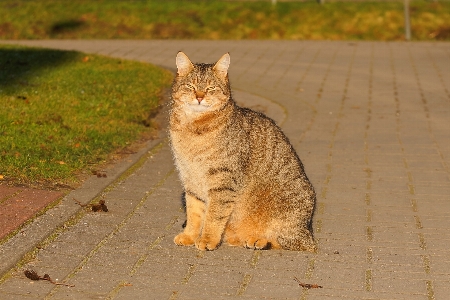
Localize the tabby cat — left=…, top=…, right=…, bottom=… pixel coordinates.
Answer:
left=169, top=52, right=316, bottom=251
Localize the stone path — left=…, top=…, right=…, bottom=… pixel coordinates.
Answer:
left=0, top=40, right=449, bottom=299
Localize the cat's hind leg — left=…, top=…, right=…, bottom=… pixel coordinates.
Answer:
left=244, top=236, right=279, bottom=250
left=174, top=193, right=205, bottom=247
left=224, top=220, right=281, bottom=250
left=277, top=227, right=317, bottom=252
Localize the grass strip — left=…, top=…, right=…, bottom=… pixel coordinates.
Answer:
left=0, top=1, right=449, bottom=41
left=0, top=44, right=173, bottom=187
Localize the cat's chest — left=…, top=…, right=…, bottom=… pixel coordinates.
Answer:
left=171, top=130, right=221, bottom=166
left=171, top=130, right=225, bottom=196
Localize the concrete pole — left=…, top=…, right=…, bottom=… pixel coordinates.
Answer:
left=404, top=0, right=411, bottom=40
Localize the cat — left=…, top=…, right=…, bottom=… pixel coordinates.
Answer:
left=169, top=52, right=316, bottom=252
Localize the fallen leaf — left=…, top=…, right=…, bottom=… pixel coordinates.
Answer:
left=294, top=277, right=323, bottom=289
left=24, top=269, right=74, bottom=287
left=82, top=56, right=89, bottom=62
left=91, top=199, right=108, bottom=212
left=24, top=270, right=40, bottom=281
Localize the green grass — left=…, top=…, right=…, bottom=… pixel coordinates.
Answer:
left=0, top=0, right=449, bottom=41
left=0, top=45, right=173, bottom=188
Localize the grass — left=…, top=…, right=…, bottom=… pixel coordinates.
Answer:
left=0, top=45, right=173, bottom=188
left=0, top=0, right=449, bottom=41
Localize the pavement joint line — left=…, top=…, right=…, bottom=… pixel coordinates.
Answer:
left=366, top=247, right=373, bottom=264
left=299, top=258, right=316, bottom=300
left=0, top=189, right=23, bottom=205
left=233, top=85, right=288, bottom=127
left=390, top=44, right=436, bottom=297
left=169, top=250, right=205, bottom=299
left=273, top=44, right=305, bottom=89
left=107, top=209, right=179, bottom=299
left=299, top=287, right=309, bottom=300
left=249, top=250, right=261, bottom=268
left=410, top=198, right=418, bottom=212
left=231, top=249, right=262, bottom=297
left=426, top=47, right=450, bottom=100
left=421, top=255, right=431, bottom=275
left=426, top=280, right=435, bottom=300
left=293, top=45, right=317, bottom=93
left=114, top=139, right=167, bottom=185
left=316, top=190, right=324, bottom=235
left=43, top=168, right=175, bottom=299
left=129, top=236, right=165, bottom=276
left=418, top=233, right=427, bottom=251
left=365, top=269, right=373, bottom=292
left=235, top=44, right=271, bottom=83
left=317, top=44, right=357, bottom=249
left=364, top=79, right=374, bottom=262
left=168, top=291, right=178, bottom=300
left=106, top=281, right=133, bottom=300
left=181, top=264, right=197, bottom=284
left=365, top=193, right=371, bottom=206
left=407, top=47, right=449, bottom=175
left=236, top=273, right=252, bottom=296
left=366, top=226, right=374, bottom=242
left=106, top=235, right=165, bottom=300
left=304, top=258, right=315, bottom=280
left=254, top=42, right=288, bottom=86
left=414, top=215, right=423, bottom=229
left=366, top=209, right=372, bottom=222
left=298, top=45, right=339, bottom=145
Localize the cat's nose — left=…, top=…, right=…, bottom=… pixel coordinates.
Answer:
left=196, top=91, right=205, bottom=103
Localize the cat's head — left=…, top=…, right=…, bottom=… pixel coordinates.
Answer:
left=172, top=52, right=231, bottom=113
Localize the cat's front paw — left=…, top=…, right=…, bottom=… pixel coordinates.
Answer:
left=174, top=232, right=195, bottom=246
left=195, top=235, right=221, bottom=251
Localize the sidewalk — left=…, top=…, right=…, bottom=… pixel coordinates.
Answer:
left=0, top=40, right=449, bottom=299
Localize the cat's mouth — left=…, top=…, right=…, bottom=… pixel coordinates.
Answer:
left=186, top=101, right=211, bottom=112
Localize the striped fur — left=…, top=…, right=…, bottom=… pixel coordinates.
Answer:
left=169, top=52, right=316, bottom=251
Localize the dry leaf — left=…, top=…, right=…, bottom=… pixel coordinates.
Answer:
left=24, top=270, right=40, bottom=281
left=91, top=199, right=108, bottom=212
left=24, top=269, right=74, bottom=287
left=294, top=277, right=323, bottom=289
left=74, top=198, right=108, bottom=212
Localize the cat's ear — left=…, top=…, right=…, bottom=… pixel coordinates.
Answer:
left=213, top=53, right=230, bottom=79
left=176, top=51, right=194, bottom=76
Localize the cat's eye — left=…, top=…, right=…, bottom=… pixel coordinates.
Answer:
left=185, top=84, right=195, bottom=90
left=206, top=87, right=216, bottom=93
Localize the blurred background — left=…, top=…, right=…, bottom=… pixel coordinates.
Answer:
left=0, top=0, right=449, bottom=41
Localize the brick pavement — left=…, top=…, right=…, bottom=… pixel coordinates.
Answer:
left=0, top=40, right=449, bottom=299
left=0, top=186, right=64, bottom=240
